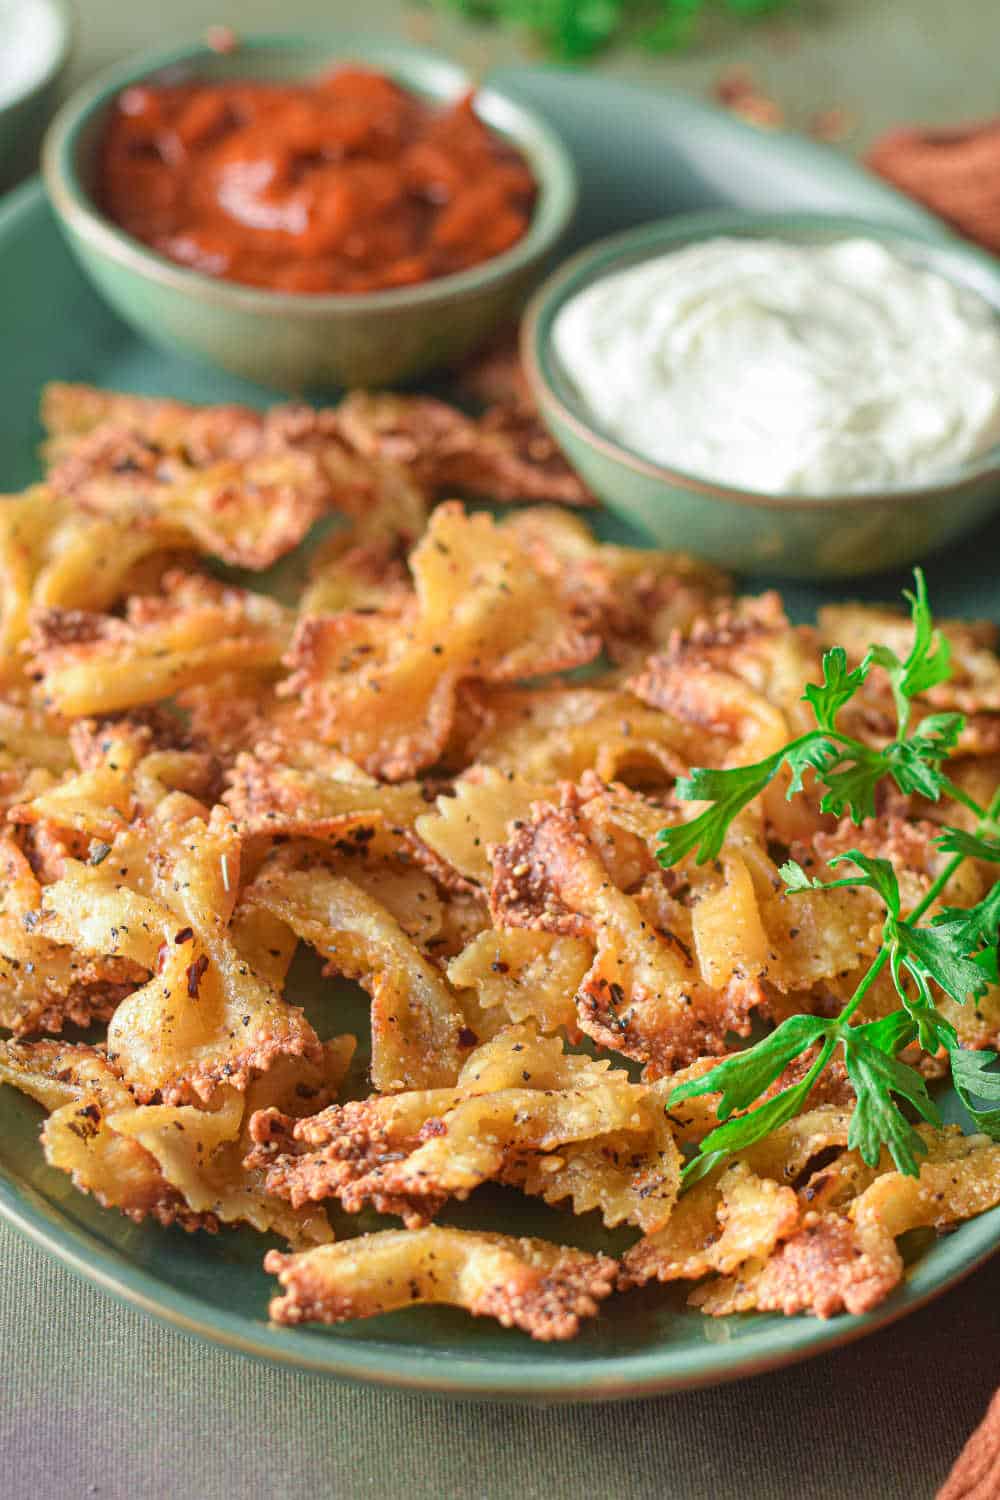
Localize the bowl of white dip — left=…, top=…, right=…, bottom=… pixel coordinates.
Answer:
left=0, top=0, right=72, bottom=189
left=522, top=212, right=1000, bottom=578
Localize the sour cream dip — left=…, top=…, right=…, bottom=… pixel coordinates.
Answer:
left=551, top=236, right=1000, bottom=495
left=0, top=0, right=63, bottom=107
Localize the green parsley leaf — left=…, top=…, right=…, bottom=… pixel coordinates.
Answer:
left=825, top=851, right=901, bottom=913
left=852, top=1011, right=918, bottom=1055
left=899, top=571, right=954, bottom=701
left=936, top=827, right=1000, bottom=864
left=866, top=569, right=952, bottom=736
left=677, top=1147, right=731, bottom=1189
left=894, top=916, right=992, bottom=1007
left=947, top=1044, right=1000, bottom=1141
left=687, top=1075, right=819, bottom=1172
left=973, top=947, right=1000, bottom=984
left=783, top=733, right=843, bottom=797
left=802, top=647, right=871, bottom=732
left=841, top=1034, right=940, bottom=1173
left=876, top=711, right=964, bottom=804
left=656, top=752, right=783, bottom=867
left=817, top=751, right=886, bottom=823
left=668, top=1013, right=831, bottom=1118
left=779, top=859, right=823, bottom=893
left=933, top=884, right=1000, bottom=955
left=436, top=0, right=798, bottom=62
left=949, top=1044, right=1000, bottom=1103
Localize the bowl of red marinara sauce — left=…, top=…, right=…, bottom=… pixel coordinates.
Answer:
left=42, top=33, right=577, bottom=391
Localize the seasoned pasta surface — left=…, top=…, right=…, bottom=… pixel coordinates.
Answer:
left=0, top=380, right=998, bottom=1340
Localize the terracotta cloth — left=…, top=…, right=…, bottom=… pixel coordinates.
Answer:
left=867, top=121, right=1000, bottom=256
left=939, top=1391, right=1000, bottom=1500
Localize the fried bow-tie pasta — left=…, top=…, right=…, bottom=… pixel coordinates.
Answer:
left=223, top=737, right=430, bottom=847
left=0, top=838, right=140, bottom=1035
left=455, top=686, right=701, bottom=788
left=689, top=1128, right=1000, bottom=1319
left=0, top=1036, right=353, bottom=1244
left=244, top=856, right=467, bottom=1091
left=0, top=488, right=193, bottom=682
left=490, top=783, right=766, bottom=1075
left=45, top=425, right=330, bottom=570
left=282, top=502, right=601, bottom=780
left=28, top=572, right=290, bottom=717
left=499, top=506, right=731, bottom=667
left=264, top=1227, right=618, bottom=1340
left=3, top=379, right=1000, bottom=1344
left=335, top=391, right=594, bottom=508
left=0, top=1039, right=212, bottom=1229
left=247, top=1026, right=681, bottom=1233
left=33, top=803, right=321, bottom=1103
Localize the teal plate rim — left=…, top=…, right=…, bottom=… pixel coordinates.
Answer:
left=3, top=1150, right=999, bottom=1401
left=1, top=128, right=999, bottom=1399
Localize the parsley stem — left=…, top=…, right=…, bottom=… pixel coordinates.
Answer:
left=836, top=946, right=891, bottom=1028
left=830, top=849, right=968, bottom=1033
left=802, top=1033, right=839, bottom=1090
left=908, top=853, right=966, bottom=924
left=938, top=777, right=988, bottom=822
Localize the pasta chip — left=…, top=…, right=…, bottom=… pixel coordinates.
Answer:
left=36, top=809, right=321, bottom=1102
left=491, top=791, right=763, bottom=1074
left=109, top=1040, right=354, bottom=1247
left=28, top=572, right=289, bottom=717
left=621, top=1161, right=799, bottom=1286
left=248, top=1024, right=676, bottom=1232
left=245, top=859, right=465, bottom=1091
left=446, top=929, right=589, bottom=1036
left=416, top=769, right=556, bottom=886
left=223, top=737, right=429, bottom=845
left=336, top=391, right=593, bottom=507
left=0, top=863, right=139, bottom=1038
left=264, top=1227, right=617, bottom=1339
left=282, top=503, right=600, bottom=779
left=0, top=488, right=191, bottom=680
left=462, top=685, right=701, bottom=787
left=692, top=1129, right=1000, bottom=1319
left=0, top=1039, right=210, bottom=1230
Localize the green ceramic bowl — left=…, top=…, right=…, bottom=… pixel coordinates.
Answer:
left=0, top=0, right=73, bottom=191
left=42, top=34, right=576, bottom=392
left=523, top=212, right=1000, bottom=581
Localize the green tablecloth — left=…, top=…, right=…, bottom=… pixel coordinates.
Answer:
left=3, top=2, right=999, bottom=1494
left=3, top=1221, right=996, bottom=1499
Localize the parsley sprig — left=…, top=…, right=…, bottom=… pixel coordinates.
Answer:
left=657, top=571, right=1000, bottom=1186
left=433, top=0, right=795, bottom=61
left=657, top=573, right=963, bottom=868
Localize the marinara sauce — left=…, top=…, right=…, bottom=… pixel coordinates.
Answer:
left=99, top=67, right=538, bottom=294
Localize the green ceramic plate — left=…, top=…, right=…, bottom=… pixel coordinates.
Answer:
left=1, top=65, right=999, bottom=1401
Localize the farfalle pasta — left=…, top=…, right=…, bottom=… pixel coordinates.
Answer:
left=0, top=382, right=997, bottom=1342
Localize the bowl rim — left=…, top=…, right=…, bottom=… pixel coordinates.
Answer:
left=522, top=209, right=1000, bottom=514
left=0, top=0, right=74, bottom=116
left=41, top=31, right=577, bottom=315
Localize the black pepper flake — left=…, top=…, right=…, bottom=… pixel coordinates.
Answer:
left=89, top=841, right=112, bottom=866
left=186, top=954, right=210, bottom=998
